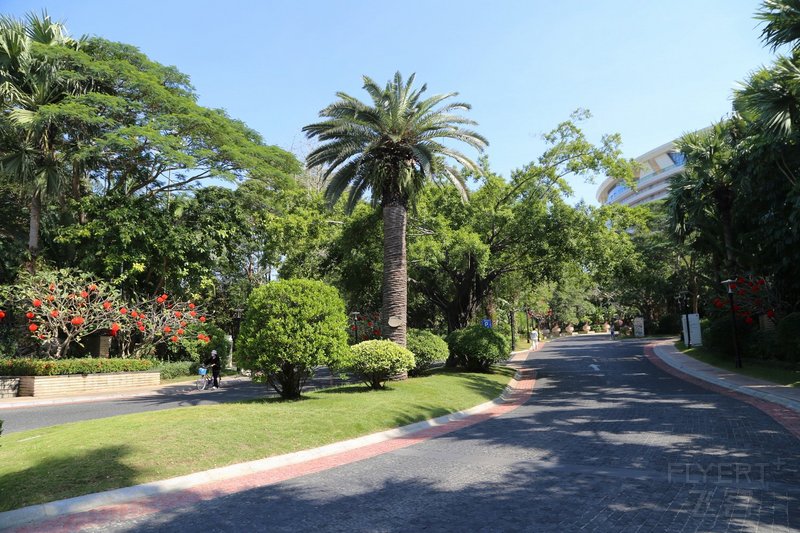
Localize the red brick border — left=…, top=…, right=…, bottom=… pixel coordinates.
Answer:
left=9, top=364, right=537, bottom=532
left=645, top=344, right=800, bottom=442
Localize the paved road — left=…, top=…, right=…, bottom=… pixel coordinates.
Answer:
left=1, top=367, right=348, bottom=434
left=83, top=335, right=800, bottom=532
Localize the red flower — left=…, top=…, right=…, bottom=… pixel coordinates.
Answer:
left=163, top=326, right=172, bottom=333
left=80, top=291, right=89, bottom=299
left=367, top=321, right=372, bottom=327
left=737, top=277, right=745, bottom=283
left=199, top=316, right=206, bottom=323
left=47, top=294, right=55, bottom=302
left=50, top=310, right=59, bottom=317
left=48, top=283, right=55, bottom=291
left=188, top=303, right=195, bottom=310
left=131, top=311, right=139, bottom=318
left=174, top=311, right=182, bottom=318
left=136, top=321, right=144, bottom=328
left=110, top=323, right=120, bottom=332
left=120, top=307, right=128, bottom=315
left=71, top=317, right=85, bottom=326
left=373, top=329, right=380, bottom=336
left=0, top=310, right=5, bottom=320
left=156, top=297, right=164, bottom=304
left=103, top=301, right=112, bottom=310
left=88, top=284, right=97, bottom=291
left=767, top=309, right=776, bottom=318
left=28, top=323, right=38, bottom=332
left=32, top=299, right=42, bottom=307
left=26, top=312, right=34, bottom=320
left=177, top=328, right=185, bottom=335
left=161, top=293, right=168, bottom=300
left=730, top=283, right=737, bottom=291
left=38, top=334, right=46, bottom=340
left=139, top=325, right=146, bottom=332
left=745, top=316, right=754, bottom=325
left=350, top=325, right=357, bottom=331
left=180, top=321, right=187, bottom=327
left=189, top=311, right=197, bottom=317
left=170, top=335, right=179, bottom=343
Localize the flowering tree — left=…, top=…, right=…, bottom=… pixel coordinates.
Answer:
left=0, top=268, right=210, bottom=358
left=711, top=275, right=778, bottom=326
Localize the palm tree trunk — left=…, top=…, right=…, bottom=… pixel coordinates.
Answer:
left=27, top=192, right=42, bottom=273
left=381, top=201, right=407, bottom=347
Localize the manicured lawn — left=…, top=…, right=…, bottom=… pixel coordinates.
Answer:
left=0, top=368, right=513, bottom=512
left=676, top=342, right=800, bottom=387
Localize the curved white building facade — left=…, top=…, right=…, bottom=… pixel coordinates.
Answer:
left=596, top=140, right=685, bottom=207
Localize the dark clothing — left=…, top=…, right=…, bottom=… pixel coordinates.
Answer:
left=206, top=353, right=221, bottom=387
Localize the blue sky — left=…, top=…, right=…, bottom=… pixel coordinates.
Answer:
left=2, top=0, right=777, bottom=204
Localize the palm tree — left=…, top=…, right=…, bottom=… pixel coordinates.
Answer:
left=668, top=121, right=740, bottom=272
left=303, top=72, right=487, bottom=346
left=756, top=0, right=800, bottom=52
left=0, top=12, right=83, bottom=269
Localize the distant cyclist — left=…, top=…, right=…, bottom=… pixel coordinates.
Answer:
left=206, top=349, right=221, bottom=389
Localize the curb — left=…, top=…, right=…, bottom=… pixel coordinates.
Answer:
left=0, top=365, right=536, bottom=531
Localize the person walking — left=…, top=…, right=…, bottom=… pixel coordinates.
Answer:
left=609, top=323, right=615, bottom=340
left=529, top=329, right=539, bottom=351
left=206, top=349, right=221, bottom=389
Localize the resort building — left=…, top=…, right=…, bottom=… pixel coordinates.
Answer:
left=596, top=140, right=686, bottom=207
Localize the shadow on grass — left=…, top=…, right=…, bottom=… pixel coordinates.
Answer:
left=0, top=444, right=136, bottom=513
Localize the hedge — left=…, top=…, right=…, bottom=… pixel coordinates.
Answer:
left=345, top=340, right=416, bottom=390
left=447, top=326, right=509, bottom=372
left=0, top=358, right=154, bottom=376
left=153, top=361, right=198, bottom=380
left=407, top=329, right=449, bottom=377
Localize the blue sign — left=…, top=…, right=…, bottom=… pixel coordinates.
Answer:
left=482, top=319, right=492, bottom=328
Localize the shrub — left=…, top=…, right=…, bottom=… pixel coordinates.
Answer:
left=345, top=340, right=415, bottom=389
left=744, top=330, right=780, bottom=361
left=153, top=361, right=195, bottom=380
left=0, top=357, right=154, bottom=376
left=447, top=325, right=508, bottom=372
left=776, top=312, right=800, bottom=363
left=235, top=279, right=349, bottom=399
left=406, top=329, right=448, bottom=377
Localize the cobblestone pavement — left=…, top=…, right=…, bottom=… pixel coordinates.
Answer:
left=14, top=336, right=800, bottom=532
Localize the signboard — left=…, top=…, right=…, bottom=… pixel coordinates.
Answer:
left=633, top=317, right=645, bottom=338
left=482, top=319, right=492, bottom=328
left=681, top=313, right=703, bottom=346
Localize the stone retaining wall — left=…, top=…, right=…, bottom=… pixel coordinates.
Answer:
left=0, top=377, right=20, bottom=398
left=17, top=371, right=160, bottom=398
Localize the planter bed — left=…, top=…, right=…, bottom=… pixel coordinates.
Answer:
left=16, top=371, right=160, bottom=398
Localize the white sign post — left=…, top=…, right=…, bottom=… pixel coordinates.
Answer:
left=633, top=317, right=645, bottom=337
left=681, top=313, right=702, bottom=346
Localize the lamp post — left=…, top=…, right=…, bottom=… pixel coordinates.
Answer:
left=675, top=291, right=691, bottom=348
left=721, top=279, right=743, bottom=368
left=349, top=311, right=360, bottom=344
left=231, top=308, right=243, bottom=369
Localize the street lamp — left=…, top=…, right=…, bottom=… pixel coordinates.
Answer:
left=721, top=279, right=743, bottom=368
left=349, top=311, right=360, bottom=344
left=230, top=308, right=244, bottom=370
left=675, top=291, right=691, bottom=348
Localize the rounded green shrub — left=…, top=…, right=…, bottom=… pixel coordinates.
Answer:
left=153, top=361, right=195, bottom=380
left=235, top=279, right=349, bottom=399
left=446, top=325, right=508, bottom=372
left=345, top=340, right=415, bottom=390
left=406, top=329, right=449, bottom=377
left=776, top=312, right=800, bottom=362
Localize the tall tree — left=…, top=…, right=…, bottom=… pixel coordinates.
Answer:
left=303, top=72, right=487, bottom=346
left=0, top=12, right=84, bottom=267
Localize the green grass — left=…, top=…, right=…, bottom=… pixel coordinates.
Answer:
left=676, top=342, right=800, bottom=387
left=0, top=367, right=514, bottom=512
